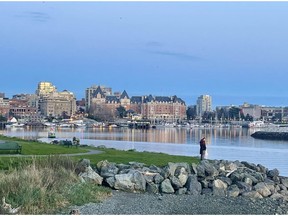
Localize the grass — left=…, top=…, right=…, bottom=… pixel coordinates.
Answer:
left=0, top=155, right=112, bottom=215
left=0, top=135, right=89, bottom=155
left=73, top=147, right=199, bottom=167
left=0, top=135, right=200, bottom=214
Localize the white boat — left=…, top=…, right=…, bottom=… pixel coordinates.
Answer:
left=6, top=123, right=25, bottom=128
left=74, top=123, right=86, bottom=128
left=58, top=123, right=72, bottom=128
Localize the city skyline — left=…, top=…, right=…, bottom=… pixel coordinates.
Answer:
left=1, top=2, right=288, bottom=107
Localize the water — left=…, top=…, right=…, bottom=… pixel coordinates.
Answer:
left=1, top=127, right=288, bottom=177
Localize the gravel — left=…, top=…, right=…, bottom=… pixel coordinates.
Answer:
left=68, top=190, right=288, bottom=215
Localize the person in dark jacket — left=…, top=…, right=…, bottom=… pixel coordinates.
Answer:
left=199, top=137, right=207, bottom=160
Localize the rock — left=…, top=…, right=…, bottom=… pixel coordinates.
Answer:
left=146, top=182, right=159, bottom=194
left=105, top=176, right=116, bottom=188
left=78, top=166, right=103, bottom=185
left=154, top=173, right=164, bottom=184
left=227, top=184, right=240, bottom=197
left=164, top=162, right=191, bottom=178
left=185, top=174, right=202, bottom=195
left=160, top=179, right=175, bottom=194
left=149, top=164, right=163, bottom=174
left=114, top=170, right=146, bottom=192
left=217, top=176, right=232, bottom=186
left=175, top=188, right=187, bottom=195
left=98, top=161, right=119, bottom=178
left=197, top=160, right=219, bottom=178
left=175, top=167, right=189, bottom=186
left=212, top=179, right=227, bottom=196
left=117, top=163, right=131, bottom=172
left=191, top=163, right=198, bottom=175
left=236, top=181, right=252, bottom=194
left=254, top=182, right=272, bottom=197
left=241, top=161, right=259, bottom=172
left=280, top=177, right=288, bottom=188
left=230, top=171, right=244, bottom=183
left=75, top=159, right=91, bottom=175
left=257, top=164, right=268, bottom=174
left=243, top=173, right=259, bottom=185
left=170, top=176, right=182, bottom=190
left=267, top=168, right=280, bottom=178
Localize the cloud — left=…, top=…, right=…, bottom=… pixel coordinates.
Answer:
left=148, top=50, right=202, bottom=61
left=15, top=11, right=50, bottom=22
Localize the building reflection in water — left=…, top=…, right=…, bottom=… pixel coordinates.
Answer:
left=3, top=126, right=260, bottom=147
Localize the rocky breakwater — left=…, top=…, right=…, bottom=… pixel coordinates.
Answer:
left=75, top=158, right=288, bottom=203
left=251, top=130, right=288, bottom=140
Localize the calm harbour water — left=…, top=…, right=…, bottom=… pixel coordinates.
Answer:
left=2, top=126, right=288, bottom=177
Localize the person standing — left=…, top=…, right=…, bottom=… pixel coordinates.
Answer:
left=199, top=137, right=207, bottom=160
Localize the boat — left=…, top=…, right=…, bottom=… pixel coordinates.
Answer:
left=48, top=126, right=56, bottom=138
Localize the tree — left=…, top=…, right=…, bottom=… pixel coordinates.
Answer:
left=0, top=115, right=7, bottom=122
left=229, top=107, right=242, bottom=120
left=186, top=106, right=197, bottom=120
left=116, top=106, right=126, bottom=118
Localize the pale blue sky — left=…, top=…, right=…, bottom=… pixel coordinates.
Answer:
left=0, top=1, right=288, bottom=107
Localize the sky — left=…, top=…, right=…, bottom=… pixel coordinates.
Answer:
left=0, top=1, right=288, bottom=108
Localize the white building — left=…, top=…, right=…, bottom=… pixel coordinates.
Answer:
left=196, top=95, right=212, bottom=117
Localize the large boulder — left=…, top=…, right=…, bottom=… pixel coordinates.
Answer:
left=175, top=167, right=189, bottom=186
left=212, top=179, right=227, bottom=196
left=164, top=162, right=191, bottom=178
left=185, top=174, right=202, bottom=195
left=114, top=170, right=146, bottom=192
left=196, top=160, right=219, bottom=178
left=160, top=179, right=175, bottom=194
left=78, top=166, right=103, bottom=185
left=97, top=160, right=119, bottom=178
left=254, top=182, right=272, bottom=197
left=227, top=184, right=240, bottom=197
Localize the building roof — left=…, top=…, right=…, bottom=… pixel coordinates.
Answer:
left=120, top=90, right=129, bottom=99
left=130, top=96, right=142, bottom=103
left=92, top=86, right=105, bottom=98
left=106, top=96, right=119, bottom=103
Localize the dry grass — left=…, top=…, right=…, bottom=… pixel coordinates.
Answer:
left=0, top=155, right=111, bottom=214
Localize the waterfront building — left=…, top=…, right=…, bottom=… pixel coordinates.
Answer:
left=88, top=85, right=187, bottom=122
left=12, top=94, right=39, bottom=109
left=240, top=103, right=261, bottom=120
left=85, top=85, right=112, bottom=111
left=196, top=95, right=212, bottom=117
left=36, top=81, right=57, bottom=97
left=261, top=106, right=288, bottom=122
left=38, top=90, right=76, bottom=118
left=141, top=95, right=187, bottom=122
